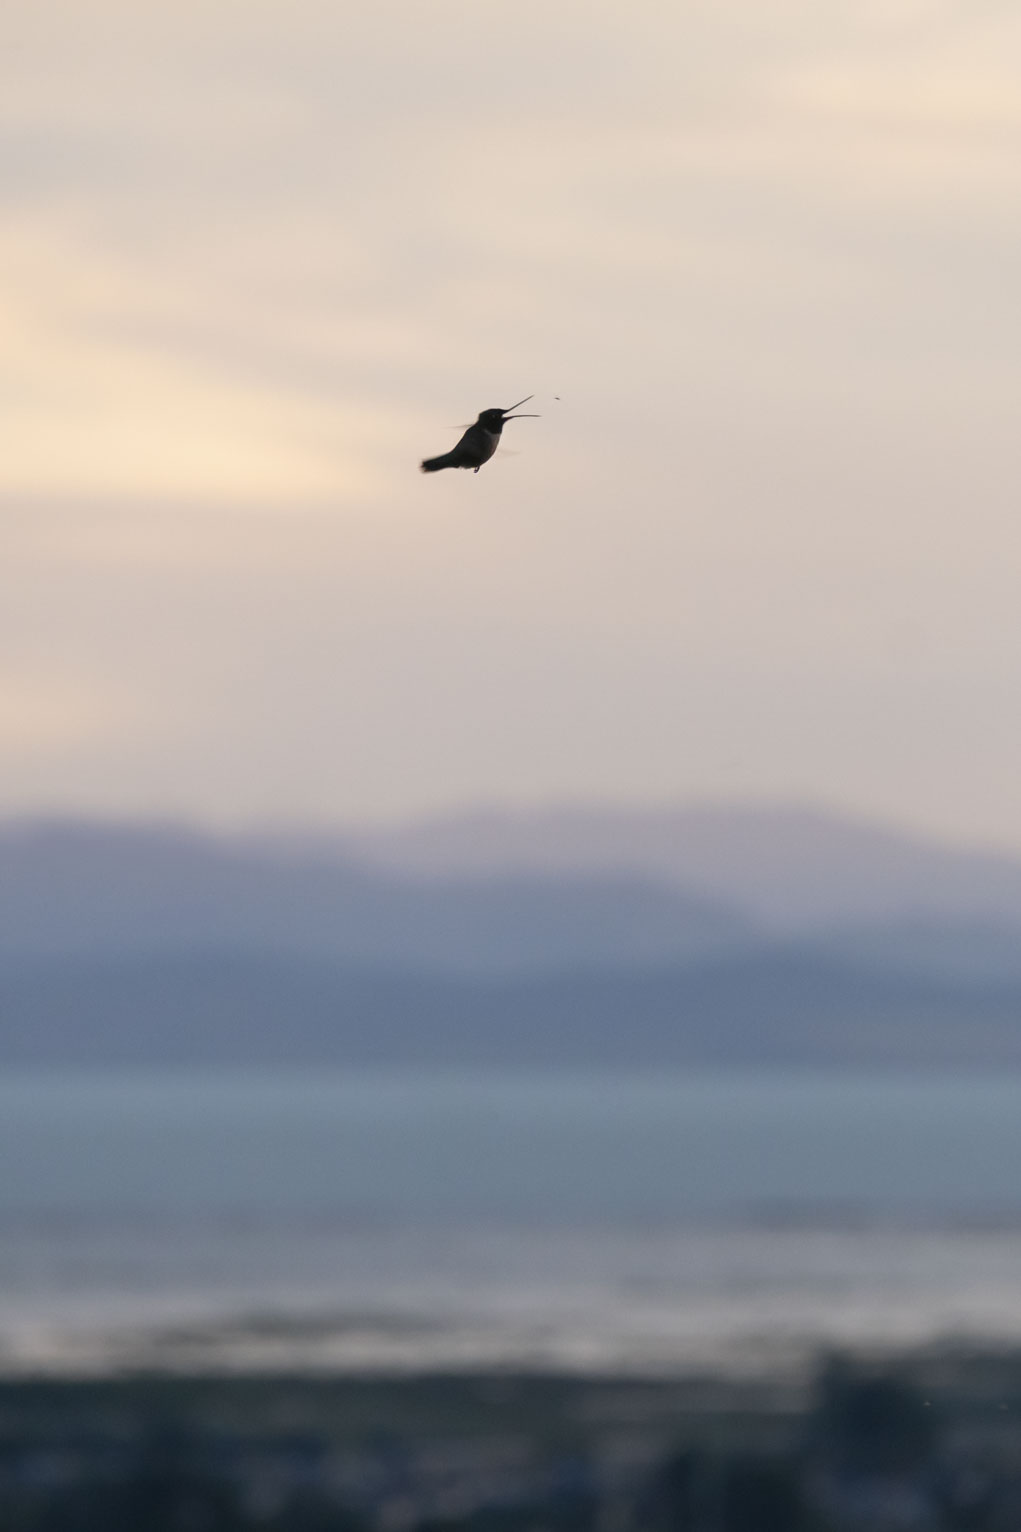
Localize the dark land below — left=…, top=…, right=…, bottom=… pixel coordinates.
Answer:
left=3, top=1351, right=1021, bottom=1530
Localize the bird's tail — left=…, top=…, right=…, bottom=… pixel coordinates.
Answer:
left=420, top=452, right=457, bottom=473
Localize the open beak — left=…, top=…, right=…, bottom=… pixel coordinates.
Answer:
left=501, top=394, right=540, bottom=419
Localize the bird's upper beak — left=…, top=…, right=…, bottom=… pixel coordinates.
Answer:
left=501, top=394, right=540, bottom=419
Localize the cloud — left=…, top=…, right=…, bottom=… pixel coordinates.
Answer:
left=0, top=660, right=147, bottom=758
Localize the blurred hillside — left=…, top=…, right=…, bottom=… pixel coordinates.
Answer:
left=2, top=805, right=1021, bottom=1068
left=338, top=802, right=1021, bottom=932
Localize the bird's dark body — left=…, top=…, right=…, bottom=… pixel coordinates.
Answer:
left=420, top=398, right=538, bottom=473
left=420, top=414, right=502, bottom=474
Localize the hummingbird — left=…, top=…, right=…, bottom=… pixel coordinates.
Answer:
left=420, top=396, right=539, bottom=474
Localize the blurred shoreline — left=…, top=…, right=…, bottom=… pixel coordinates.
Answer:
left=8, top=1223, right=1021, bottom=1381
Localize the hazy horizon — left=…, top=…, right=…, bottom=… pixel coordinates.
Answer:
left=4, top=791, right=1021, bottom=868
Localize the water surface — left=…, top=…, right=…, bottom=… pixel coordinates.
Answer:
left=3, top=1068, right=1021, bottom=1374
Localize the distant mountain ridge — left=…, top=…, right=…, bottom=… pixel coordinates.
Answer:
left=0, top=819, right=750, bottom=975
left=2, top=948, right=1021, bottom=1070
left=2, top=804, right=1021, bottom=1069
left=335, top=802, right=1021, bottom=930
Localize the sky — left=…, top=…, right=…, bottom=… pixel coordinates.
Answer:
left=3, top=0, right=1021, bottom=847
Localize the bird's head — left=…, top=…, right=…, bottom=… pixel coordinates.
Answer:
left=476, top=395, right=540, bottom=431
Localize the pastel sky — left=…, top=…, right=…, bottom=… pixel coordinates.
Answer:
left=3, top=0, right=1021, bottom=844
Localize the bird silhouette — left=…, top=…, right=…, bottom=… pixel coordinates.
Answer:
left=420, top=396, right=539, bottom=473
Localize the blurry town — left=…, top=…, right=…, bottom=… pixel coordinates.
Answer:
left=3, top=1349, right=1021, bottom=1531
